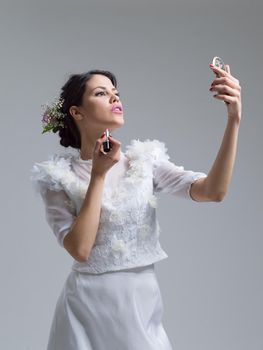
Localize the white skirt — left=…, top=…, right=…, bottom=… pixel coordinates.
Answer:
left=47, top=263, right=173, bottom=350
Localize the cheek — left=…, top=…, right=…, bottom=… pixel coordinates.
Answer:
left=93, top=101, right=110, bottom=117
left=87, top=101, right=111, bottom=120
left=89, top=98, right=108, bottom=111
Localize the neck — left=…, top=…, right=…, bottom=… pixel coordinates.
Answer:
left=79, top=128, right=112, bottom=160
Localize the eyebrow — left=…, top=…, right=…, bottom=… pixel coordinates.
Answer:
left=92, top=86, right=118, bottom=92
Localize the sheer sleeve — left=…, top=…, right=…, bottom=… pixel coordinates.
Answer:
left=38, top=183, right=77, bottom=247
left=30, top=157, right=77, bottom=247
left=151, top=141, right=207, bottom=200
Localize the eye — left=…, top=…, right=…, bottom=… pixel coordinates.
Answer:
left=95, top=91, right=106, bottom=96
left=95, top=91, right=120, bottom=97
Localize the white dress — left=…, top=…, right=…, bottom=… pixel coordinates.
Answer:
left=30, top=139, right=207, bottom=350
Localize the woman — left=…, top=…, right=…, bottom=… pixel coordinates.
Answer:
left=30, top=66, right=241, bottom=350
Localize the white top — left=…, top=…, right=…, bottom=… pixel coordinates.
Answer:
left=30, top=139, right=207, bottom=274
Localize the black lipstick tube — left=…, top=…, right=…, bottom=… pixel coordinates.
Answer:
left=103, top=129, right=111, bottom=153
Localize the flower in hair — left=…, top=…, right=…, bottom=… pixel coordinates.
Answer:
left=41, top=97, right=66, bottom=134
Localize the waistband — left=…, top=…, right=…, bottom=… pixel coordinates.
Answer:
left=72, top=263, right=155, bottom=275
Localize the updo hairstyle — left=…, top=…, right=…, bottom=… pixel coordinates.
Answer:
left=58, top=69, right=117, bottom=149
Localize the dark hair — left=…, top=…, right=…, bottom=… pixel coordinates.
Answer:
left=58, top=69, right=118, bottom=149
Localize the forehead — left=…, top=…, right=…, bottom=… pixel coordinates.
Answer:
left=86, top=74, right=115, bottom=91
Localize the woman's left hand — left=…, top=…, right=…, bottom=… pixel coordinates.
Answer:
left=209, top=64, right=242, bottom=123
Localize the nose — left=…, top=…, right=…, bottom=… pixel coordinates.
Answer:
left=110, top=93, right=120, bottom=103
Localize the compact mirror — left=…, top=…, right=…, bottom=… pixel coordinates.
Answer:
left=212, top=56, right=226, bottom=71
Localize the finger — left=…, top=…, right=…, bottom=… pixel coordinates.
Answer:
left=210, top=66, right=239, bottom=84
left=98, top=135, right=120, bottom=154
left=225, top=64, right=231, bottom=75
left=95, top=138, right=104, bottom=153
left=99, top=141, right=113, bottom=156
left=109, top=136, right=121, bottom=150
left=210, top=64, right=228, bottom=77
left=225, top=65, right=237, bottom=83
left=212, top=70, right=220, bottom=78
left=211, top=77, right=241, bottom=91
left=210, top=84, right=239, bottom=97
left=95, top=134, right=109, bottom=153
left=213, top=94, right=236, bottom=104
left=107, top=135, right=121, bottom=144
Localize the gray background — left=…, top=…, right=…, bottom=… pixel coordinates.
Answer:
left=1, top=0, right=262, bottom=349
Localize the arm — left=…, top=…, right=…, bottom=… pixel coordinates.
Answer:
left=190, top=63, right=242, bottom=202
left=63, top=172, right=106, bottom=262
left=190, top=118, right=240, bottom=202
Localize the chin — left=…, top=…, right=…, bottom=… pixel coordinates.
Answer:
left=113, top=116, right=125, bottom=126
left=108, top=119, right=124, bottom=132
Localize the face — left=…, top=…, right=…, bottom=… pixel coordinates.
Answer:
left=73, top=74, right=124, bottom=133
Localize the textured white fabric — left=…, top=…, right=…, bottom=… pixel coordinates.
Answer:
left=30, top=139, right=207, bottom=273
left=46, top=264, right=174, bottom=350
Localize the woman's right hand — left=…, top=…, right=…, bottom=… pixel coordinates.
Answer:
left=91, top=134, right=121, bottom=178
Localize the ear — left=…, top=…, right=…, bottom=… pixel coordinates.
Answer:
left=69, top=106, right=83, bottom=121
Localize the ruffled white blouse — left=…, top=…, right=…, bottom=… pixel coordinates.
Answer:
left=30, top=139, right=207, bottom=274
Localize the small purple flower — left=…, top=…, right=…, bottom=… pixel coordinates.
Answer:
left=42, top=114, right=51, bottom=123
left=41, top=97, right=65, bottom=134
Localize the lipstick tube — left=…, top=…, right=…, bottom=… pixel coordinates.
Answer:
left=103, top=129, right=111, bottom=153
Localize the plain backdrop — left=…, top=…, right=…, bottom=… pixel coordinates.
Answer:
left=1, top=0, right=262, bottom=349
